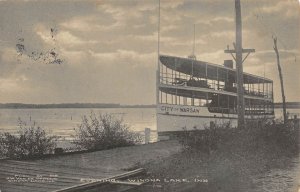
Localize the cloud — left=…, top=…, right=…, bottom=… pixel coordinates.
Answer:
left=260, top=0, right=299, bottom=18
left=0, top=78, right=20, bottom=92
left=60, top=14, right=120, bottom=32
left=60, top=16, right=95, bottom=32
left=173, top=39, right=207, bottom=46
left=0, top=0, right=299, bottom=104
left=161, top=25, right=179, bottom=33
left=198, top=50, right=229, bottom=64
left=196, top=16, right=234, bottom=26
left=210, top=31, right=235, bottom=39
left=0, top=48, right=20, bottom=77
left=35, top=24, right=56, bottom=46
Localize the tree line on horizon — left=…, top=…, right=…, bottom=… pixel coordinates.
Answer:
left=0, top=102, right=299, bottom=109
left=0, top=103, right=156, bottom=109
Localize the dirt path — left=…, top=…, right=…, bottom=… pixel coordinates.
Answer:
left=0, top=141, right=182, bottom=192
left=36, top=140, right=182, bottom=171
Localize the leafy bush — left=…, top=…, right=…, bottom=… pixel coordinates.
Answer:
left=0, top=120, right=58, bottom=159
left=74, top=112, right=141, bottom=151
left=256, top=120, right=299, bottom=154
left=179, top=119, right=299, bottom=155
left=143, top=119, right=299, bottom=192
left=179, top=121, right=233, bottom=153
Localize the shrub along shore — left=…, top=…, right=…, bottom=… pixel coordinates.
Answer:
left=0, top=112, right=141, bottom=160
left=135, top=120, right=299, bottom=192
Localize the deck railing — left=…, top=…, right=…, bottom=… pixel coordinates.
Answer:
left=160, top=76, right=273, bottom=99
left=207, top=107, right=274, bottom=115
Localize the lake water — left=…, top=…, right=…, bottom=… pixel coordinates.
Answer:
left=0, top=108, right=299, bottom=139
left=0, top=107, right=299, bottom=191
left=0, top=108, right=157, bottom=141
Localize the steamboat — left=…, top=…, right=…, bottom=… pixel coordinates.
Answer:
left=156, top=0, right=275, bottom=140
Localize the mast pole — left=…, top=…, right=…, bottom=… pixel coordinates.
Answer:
left=193, top=24, right=195, bottom=56
left=156, top=0, right=161, bottom=105
left=158, top=0, right=160, bottom=62
left=235, top=0, right=245, bottom=128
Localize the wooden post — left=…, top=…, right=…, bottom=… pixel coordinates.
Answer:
left=273, top=36, right=287, bottom=125
left=293, top=115, right=299, bottom=129
left=210, top=121, right=215, bottom=129
left=145, top=128, right=151, bottom=144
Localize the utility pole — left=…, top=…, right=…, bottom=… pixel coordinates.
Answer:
left=273, top=36, right=287, bottom=124
left=225, top=0, right=255, bottom=128
left=234, top=0, right=245, bottom=128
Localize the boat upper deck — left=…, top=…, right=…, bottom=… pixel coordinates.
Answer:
left=158, top=54, right=274, bottom=103
left=160, top=55, right=272, bottom=84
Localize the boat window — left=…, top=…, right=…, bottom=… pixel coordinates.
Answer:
left=200, top=99, right=206, bottom=106
left=187, top=98, right=192, bottom=106
left=194, top=99, right=200, bottom=106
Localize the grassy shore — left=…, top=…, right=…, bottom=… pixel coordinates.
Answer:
left=134, top=121, right=299, bottom=192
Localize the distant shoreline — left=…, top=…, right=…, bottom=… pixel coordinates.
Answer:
left=274, top=102, right=300, bottom=109
left=0, top=103, right=156, bottom=109
left=0, top=102, right=299, bottom=109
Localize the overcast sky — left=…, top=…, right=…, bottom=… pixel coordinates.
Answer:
left=0, top=0, right=299, bottom=104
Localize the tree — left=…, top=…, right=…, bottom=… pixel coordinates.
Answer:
left=273, top=36, right=287, bottom=124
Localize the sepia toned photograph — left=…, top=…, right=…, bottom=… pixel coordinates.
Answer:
left=0, top=0, right=299, bottom=191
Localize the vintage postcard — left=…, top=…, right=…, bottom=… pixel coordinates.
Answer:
left=0, top=0, right=299, bottom=192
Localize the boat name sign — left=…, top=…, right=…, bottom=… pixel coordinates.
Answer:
left=159, top=105, right=200, bottom=114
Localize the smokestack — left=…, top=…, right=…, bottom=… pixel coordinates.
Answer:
left=224, top=60, right=233, bottom=68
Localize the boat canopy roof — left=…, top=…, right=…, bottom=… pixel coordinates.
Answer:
left=160, top=55, right=273, bottom=84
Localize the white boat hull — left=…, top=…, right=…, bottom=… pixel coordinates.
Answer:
left=157, top=104, right=274, bottom=140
